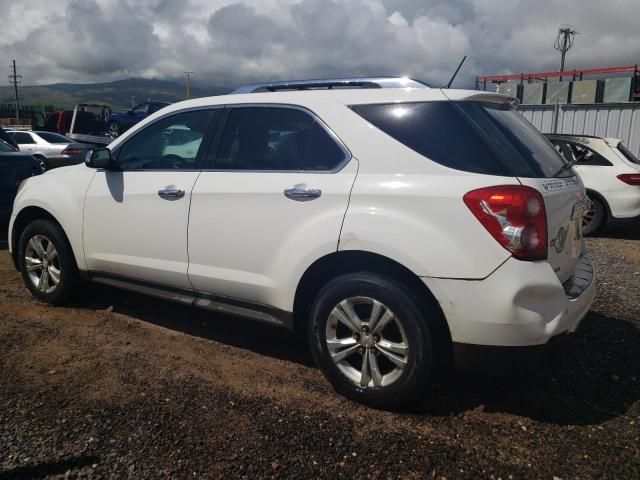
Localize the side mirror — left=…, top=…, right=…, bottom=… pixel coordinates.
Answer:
left=85, top=148, right=112, bottom=169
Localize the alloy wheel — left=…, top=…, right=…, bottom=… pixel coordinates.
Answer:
left=24, top=235, right=61, bottom=294
left=325, top=296, right=409, bottom=388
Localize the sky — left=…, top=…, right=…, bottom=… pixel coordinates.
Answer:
left=1, top=0, right=639, bottom=89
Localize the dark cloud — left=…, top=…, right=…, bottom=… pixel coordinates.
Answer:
left=0, top=0, right=638, bottom=89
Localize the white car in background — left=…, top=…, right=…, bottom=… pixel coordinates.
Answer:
left=9, top=78, right=596, bottom=408
left=546, top=134, right=640, bottom=235
left=8, top=130, right=93, bottom=172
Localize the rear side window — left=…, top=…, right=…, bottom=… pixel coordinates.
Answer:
left=351, top=102, right=570, bottom=178
left=618, top=142, right=639, bottom=165
left=215, top=107, right=347, bottom=171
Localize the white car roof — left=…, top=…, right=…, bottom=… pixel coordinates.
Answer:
left=155, top=88, right=515, bottom=114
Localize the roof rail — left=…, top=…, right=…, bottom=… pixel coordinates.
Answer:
left=232, top=77, right=430, bottom=94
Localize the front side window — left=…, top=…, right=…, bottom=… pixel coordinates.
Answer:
left=351, top=101, right=570, bottom=178
left=215, top=107, right=347, bottom=171
left=116, top=110, right=216, bottom=170
left=11, top=132, right=35, bottom=144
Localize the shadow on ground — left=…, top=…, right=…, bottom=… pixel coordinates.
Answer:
left=0, top=455, right=99, bottom=480
left=592, top=225, right=640, bottom=240
left=74, top=281, right=640, bottom=427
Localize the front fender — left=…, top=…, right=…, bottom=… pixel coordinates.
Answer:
left=11, top=165, right=95, bottom=271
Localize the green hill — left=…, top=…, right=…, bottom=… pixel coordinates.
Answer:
left=0, top=78, right=231, bottom=112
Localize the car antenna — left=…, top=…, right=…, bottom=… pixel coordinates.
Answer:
left=446, top=55, right=467, bottom=88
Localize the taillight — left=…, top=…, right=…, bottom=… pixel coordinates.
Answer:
left=617, top=174, right=640, bottom=185
left=463, top=185, right=547, bottom=261
left=61, top=146, right=83, bottom=155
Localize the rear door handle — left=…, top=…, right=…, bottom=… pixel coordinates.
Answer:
left=284, top=184, right=322, bottom=202
left=158, top=186, right=185, bottom=200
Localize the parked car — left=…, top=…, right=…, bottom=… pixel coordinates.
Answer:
left=0, top=126, right=19, bottom=150
left=8, top=130, right=94, bottom=172
left=9, top=77, right=596, bottom=408
left=546, top=134, right=640, bottom=235
left=0, top=139, right=39, bottom=224
left=43, top=104, right=112, bottom=146
left=107, top=101, right=171, bottom=138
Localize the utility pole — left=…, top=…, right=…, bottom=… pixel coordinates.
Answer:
left=8, top=59, right=22, bottom=122
left=554, top=25, right=578, bottom=81
left=184, top=71, right=193, bottom=100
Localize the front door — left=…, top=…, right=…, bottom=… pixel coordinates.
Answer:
left=188, top=105, right=357, bottom=308
left=83, top=108, right=219, bottom=289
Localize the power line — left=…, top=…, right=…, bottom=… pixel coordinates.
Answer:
left=554, top=25, right=578, bottom=80
left=8, top=59, right=22, bottom=122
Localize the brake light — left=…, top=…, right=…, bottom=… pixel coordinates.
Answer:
left=617, top=174, right=640, bottom=185
left=61, top=146, right=83, bottom=155
left=464, top=185, right=547, bottom=261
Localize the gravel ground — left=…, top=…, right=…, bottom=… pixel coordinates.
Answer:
left=1, top=228, right=639, bottom=479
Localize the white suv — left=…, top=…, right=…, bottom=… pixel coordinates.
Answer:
left=8, top=78, right=596, bottom=408
left=546, top=134, right=640, bottom=235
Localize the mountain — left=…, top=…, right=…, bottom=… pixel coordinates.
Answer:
left=0, top=78, right=232, bottom=112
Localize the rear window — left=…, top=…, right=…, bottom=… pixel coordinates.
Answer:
left=351, top=101, right=570, bottom=178
left=618, top=142, right=639, bottom=165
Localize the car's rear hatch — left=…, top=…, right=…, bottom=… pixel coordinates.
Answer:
left=352, top=91, right=587, bottom=283
left=453, top=97, right=587, bottom=283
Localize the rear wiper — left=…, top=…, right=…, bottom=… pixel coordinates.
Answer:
left=552, top=159, right=577, bottom=178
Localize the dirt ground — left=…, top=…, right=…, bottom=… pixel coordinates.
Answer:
left=1, top=229, right=640, bottom=479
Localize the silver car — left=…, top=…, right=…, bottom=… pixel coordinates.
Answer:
left=7, top=130, right=93, bottom=172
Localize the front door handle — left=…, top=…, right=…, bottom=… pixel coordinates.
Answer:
left=284, top=184, right=322, bottom=202
left=158, top=186, right=185, bottom=200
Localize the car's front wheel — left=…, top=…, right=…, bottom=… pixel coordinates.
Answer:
left=309, top=272, right=434, bottom=409
left=18, top=219, right=79, bottom=305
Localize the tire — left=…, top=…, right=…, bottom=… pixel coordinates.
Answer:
left=34, top=155, right=48, bottom=173
left=17, top=219, right=79, bottom=305
left=582, top=194, right=605, bottom=236
left=107, top=121, right=120, bottom=139
left=308, top=272, right=435, bottom=409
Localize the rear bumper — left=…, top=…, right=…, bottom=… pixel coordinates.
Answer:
left=423, top=250, right=596, bottom=348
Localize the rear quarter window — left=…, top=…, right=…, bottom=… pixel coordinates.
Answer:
left=351, top=101, right=570, bottom=178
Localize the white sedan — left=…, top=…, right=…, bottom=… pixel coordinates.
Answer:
left=8, top=130, right=93, bottom=172
left=546, top=134, right=640, bottom=235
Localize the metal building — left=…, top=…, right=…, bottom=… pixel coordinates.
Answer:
left=519, top=102, right=640, bottom=157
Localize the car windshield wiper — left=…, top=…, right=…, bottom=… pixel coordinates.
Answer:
left=552, top=159, right=577, bottom=178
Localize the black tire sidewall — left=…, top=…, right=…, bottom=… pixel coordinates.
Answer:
left=18, top=219, right=78, bottom=305
left=308, top=272, right=433, bottom=409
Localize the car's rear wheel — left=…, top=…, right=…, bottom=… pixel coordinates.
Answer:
left=107, top=121, right=120, bottom=139
left=34, top=155, right=48, bottom=173
left=582, top=194, right=605, bottom=236
left=18, top=219, right=79, bottom=305
left=308, top=272, right=434, bottom=409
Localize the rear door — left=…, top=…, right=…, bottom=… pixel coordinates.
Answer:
left=187, top=105, right=356, bottom=306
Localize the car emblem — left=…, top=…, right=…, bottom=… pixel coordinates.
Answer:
left=550, top=226, right=568, bottom=253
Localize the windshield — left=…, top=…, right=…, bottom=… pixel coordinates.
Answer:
left=35, top=132, right=72, bottom=143
left=618, top=142, right=639, bottom=165
left=351, top=101, right=571, bottom=178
